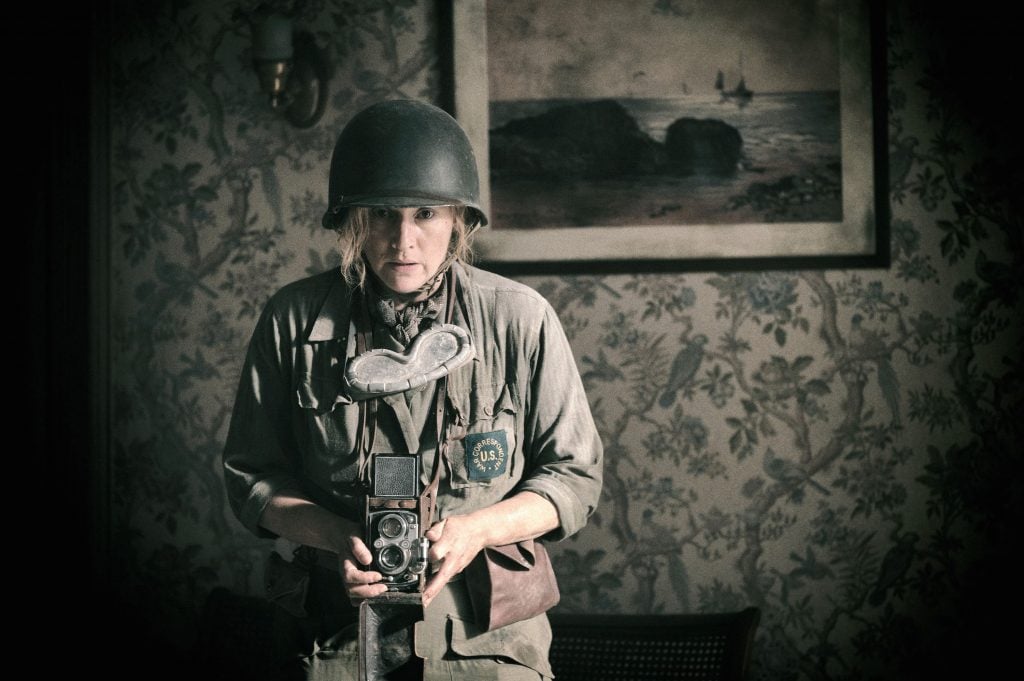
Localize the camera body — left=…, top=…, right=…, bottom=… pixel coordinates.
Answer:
left=365, top=454, right=428, bottom=592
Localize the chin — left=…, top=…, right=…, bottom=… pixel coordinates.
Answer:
left=384, top=280, right=428, bottom=297
left=387, top=278, right=424, bottom=293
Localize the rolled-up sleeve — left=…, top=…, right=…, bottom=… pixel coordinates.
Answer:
left=222, top=304, right=303, bottom=538
left=517, top=302, right=603, bottom=541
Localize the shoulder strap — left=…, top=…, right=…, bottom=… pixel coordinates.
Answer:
left=420, top=266, right=457, bottom=528
left=354, top=290, right=377, bottom=486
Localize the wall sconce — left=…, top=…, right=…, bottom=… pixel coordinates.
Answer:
left=251, top=10, right=327, bottom=128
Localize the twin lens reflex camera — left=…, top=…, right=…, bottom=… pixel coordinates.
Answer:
left=365, top=454, right=429, bottom=592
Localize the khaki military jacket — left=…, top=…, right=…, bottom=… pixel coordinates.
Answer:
left=223, top=262, right=603, bottom=675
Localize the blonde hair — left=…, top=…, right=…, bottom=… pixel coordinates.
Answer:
left=334, top=205, right=475, bottom=289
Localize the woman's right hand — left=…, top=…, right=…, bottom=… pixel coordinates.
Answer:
left=258, top=493, right=391, bottom=604
left=338, top=534, right=389, bottom=604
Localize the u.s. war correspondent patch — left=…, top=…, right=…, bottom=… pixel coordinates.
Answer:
left=465, top=431, right=509, bottom=481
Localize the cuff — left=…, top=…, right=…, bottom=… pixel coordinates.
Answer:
left=517, top=477, right=588, bottom=541
left=240, top=474, right=302, bottom=538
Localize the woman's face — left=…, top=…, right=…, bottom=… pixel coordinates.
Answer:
left=362, top=206, right=455, bottom=299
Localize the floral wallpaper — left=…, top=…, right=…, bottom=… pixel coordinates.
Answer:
left=106, top=1, right=1021, bottom=678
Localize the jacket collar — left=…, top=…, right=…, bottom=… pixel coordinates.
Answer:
left=308, top=273, right=354, bottom=342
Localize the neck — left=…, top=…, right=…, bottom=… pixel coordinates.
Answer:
left=391, top=283, right=438, bottom=311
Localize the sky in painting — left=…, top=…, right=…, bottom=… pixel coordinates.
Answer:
left=487, top=0, right=840, bottom=100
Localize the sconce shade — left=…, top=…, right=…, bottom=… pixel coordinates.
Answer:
left=249, top=12, right=327, bottom=128
left=252, top=12, right=293, bottom=61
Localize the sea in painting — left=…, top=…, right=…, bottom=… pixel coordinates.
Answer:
left=488, top=91, right=841, bottom=229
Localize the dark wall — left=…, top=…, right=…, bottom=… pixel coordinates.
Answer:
left=19, top=0, right=105, bottom=660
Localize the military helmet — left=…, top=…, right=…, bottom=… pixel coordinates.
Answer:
left=321, top=99, right=487, bottom=229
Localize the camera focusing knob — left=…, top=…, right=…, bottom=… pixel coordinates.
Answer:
left=408, top=537, right=429, bottom=576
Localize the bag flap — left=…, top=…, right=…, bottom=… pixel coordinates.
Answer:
left=484, top=539, right=537, bottom=570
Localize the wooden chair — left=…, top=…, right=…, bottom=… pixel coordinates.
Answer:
left=547, top=607, right=760, bottom=681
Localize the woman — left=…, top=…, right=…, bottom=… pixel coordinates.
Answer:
left=222, top=99, right=603, bottom=680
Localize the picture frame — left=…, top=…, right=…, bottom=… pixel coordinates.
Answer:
left=448, top=0, right=888, bottom=273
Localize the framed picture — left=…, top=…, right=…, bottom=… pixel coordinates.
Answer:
left=449, top=0, right=887, bottom=273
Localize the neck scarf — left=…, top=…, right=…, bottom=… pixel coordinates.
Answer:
left=365, top=268, right=448, bottom=345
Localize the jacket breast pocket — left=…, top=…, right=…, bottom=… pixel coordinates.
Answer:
left=447, top=383, right=519, bottom=489
left=295, top=372, right=361, bottom=483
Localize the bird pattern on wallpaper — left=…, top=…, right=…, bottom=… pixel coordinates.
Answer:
left=848, top=313, right=901, bottom=426
left=868, top=532, right=918, bottom=607
left=762, top=447, right=831, bottom=497
left=659, top=334, right=707, bottom=408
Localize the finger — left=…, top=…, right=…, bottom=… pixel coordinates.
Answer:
left=342, top=559, right=388, bottom=605
left=424, top=551, right=468, bottom=600
left=427, top=541, right=446, bottom=567
left=422, top=570, right=452, bottom=606
left=342, top=558, right=383, bottom=585
left=424, top=518, right=447, bottom=541
left=347, top=536, right=374, bottom=566
left=347, top=582, right=389, bottom=606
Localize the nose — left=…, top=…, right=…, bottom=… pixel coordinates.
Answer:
left=390, top=210, right=417, bottom=251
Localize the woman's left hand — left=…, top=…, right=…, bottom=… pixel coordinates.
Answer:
left=421, top=515, right=485, bottom=606
left=419, top=492, right=560, bottom=607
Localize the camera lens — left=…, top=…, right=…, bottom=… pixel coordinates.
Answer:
left=378, top=545, right=406, bottom=571
left=378, top=514, right=406, bottom=539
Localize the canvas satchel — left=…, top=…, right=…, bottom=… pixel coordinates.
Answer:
left=464, top=538, right=560, bottom=631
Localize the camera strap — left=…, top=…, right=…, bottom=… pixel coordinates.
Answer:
left=353, top=305, right=378, bottom=487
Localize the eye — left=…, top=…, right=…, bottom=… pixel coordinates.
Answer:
left=370, top=207, right=390, bottom=220
left=415, top=208, right=436, bottom=220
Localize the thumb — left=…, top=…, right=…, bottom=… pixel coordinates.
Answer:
left=424, top=518, right=447, bottom=541
left=347, top=535, right=374, bottom=566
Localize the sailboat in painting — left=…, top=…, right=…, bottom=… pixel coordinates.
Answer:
left=716, top=53, right=753, bottom=106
